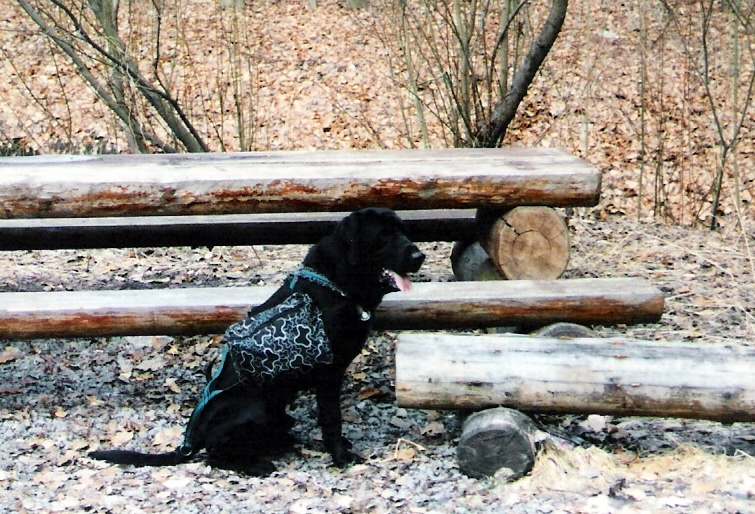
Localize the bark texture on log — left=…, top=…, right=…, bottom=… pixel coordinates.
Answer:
left=0, top=149, right=601, bottom=218
left=485, top=206, right=569, bottom=280
left=396, top=334, right=755, bottom=422
left=0, top=278, right=663, bottom=339
left=457, top=407, right=542, bottom=480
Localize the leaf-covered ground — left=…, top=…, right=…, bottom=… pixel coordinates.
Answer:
left=1, top=216, right=753, bottom=513
left=1, top=0, right=754, bottom=512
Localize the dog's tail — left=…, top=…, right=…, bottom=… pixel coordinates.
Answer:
left=88, top=448, right=190, bottom=467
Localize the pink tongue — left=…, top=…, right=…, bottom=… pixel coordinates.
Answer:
left=388, top=271, right=412, bottom=292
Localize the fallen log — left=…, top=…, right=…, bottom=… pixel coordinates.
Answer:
left=0, top=278, right=662, bottom=339
left=0, top=148, right=601, bottom=218
left=395, top=334, right=755, bottom=422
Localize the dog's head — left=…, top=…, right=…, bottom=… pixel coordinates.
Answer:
left=325, top=208, right=425, bottom=297
left=335, top=208, right=425, bottom=293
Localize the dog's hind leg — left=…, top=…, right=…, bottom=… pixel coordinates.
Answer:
left=205, top=418, right=296, bottom=476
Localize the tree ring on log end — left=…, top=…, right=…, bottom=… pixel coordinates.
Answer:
left=457, top=407, right=539, bottom=480
left=485, top=207, right=569, bottom=280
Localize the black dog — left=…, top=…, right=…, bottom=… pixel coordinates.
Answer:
left=89, top=208, right=425, bottom=475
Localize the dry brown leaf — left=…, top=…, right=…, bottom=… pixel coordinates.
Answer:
left=394, top=447, right=416, bottom=462
left=0, top=346, right=23, bottom=364
left=110, top=431, right=134, bottom=447
left=136, top=356, right=167, bottom=371
left=420, top=421, right=444, bottom=437
left=164, top=377, right=181, bottom=393
left=117, top=356, right=132, bottom=382
left=56, top=449, right=78, bottom=466
left=357, top=387, right=382, bottom=400
left=152, top=426, right=182, bottom=449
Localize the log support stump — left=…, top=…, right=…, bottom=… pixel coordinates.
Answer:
left=450, top=240, right=504, bottom=282
left=532, top=322, right=596, bottom=338
left=451, top=207, right=570, bottom=281
left=484, top=206, right=570, bottom=280
left=457, top=407, right=543, bottom=480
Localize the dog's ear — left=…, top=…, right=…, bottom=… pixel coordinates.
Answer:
left=335, top=210, right=363, bottom=267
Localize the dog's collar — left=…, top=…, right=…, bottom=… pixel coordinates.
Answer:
left=289, top=267, right=371, bottom=322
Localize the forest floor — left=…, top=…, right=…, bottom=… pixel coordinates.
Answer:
left=0, top=216, right=754, bottom=513
left=1, top=0, right=754, bottom=512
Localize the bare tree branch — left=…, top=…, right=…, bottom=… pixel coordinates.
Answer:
left=475, top=0, right=568, bottom=147
left=16, top=0, right=209, bottom=153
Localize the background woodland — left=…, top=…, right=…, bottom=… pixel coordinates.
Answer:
left=1, top=0, right=755, bottom=234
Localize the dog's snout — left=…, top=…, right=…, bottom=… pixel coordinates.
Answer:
left=408, top=247, right=425, bottom=272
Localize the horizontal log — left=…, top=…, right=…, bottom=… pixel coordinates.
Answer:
left=0, top=210, right=478, bottom=250
left=0, top=148, right=601, bottom=218
left=0, top=278, right=662, bottom=339
left=396, top=334, right=755, bottom=422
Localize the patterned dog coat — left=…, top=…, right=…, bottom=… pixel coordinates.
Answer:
left=179, top=269, right=346, bottom=455
left=225, top=292, right=333, bottom=384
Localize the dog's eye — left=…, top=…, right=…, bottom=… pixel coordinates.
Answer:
left=377, top=227, right=394, bottom=240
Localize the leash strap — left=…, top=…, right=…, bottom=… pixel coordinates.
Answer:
left=289, top=267, right=347, bottom=297
left=179, top=348, right=231, bottom=456
left=289, top=267, right=371, bottom=321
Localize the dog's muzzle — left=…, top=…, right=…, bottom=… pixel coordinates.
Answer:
left=406, top=246, right=425, bottom=273
left=381, top=244, right=425, bottom=293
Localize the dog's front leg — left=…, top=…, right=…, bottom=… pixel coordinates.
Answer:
left=315, top=381, right=362, bottom=467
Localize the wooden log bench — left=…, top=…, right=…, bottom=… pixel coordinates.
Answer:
left=0, top=148, right=599, bottom=280
left=0, top=148, right=600, bottom=218
left=397, top=332, right=754, bottom=478
left=396, top=333, right=755, bottom=423
left=0, top=278, right=663, bottom=339
left=0, top=148, right=661, bottom=342
left=0, top=148, right=670, bottom=482
left=0, top=148, right=671, bottom=482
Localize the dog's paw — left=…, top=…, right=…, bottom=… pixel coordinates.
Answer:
left=330, top=448, right=364, bottom=468
left=242, top=460, right=278, bottom=477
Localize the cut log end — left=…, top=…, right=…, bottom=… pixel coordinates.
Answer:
left=485, top=207, right=569, bottom=280
left=533, top=322, right=596, bottom=338
left=457, top=407, right=539, bottom=480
